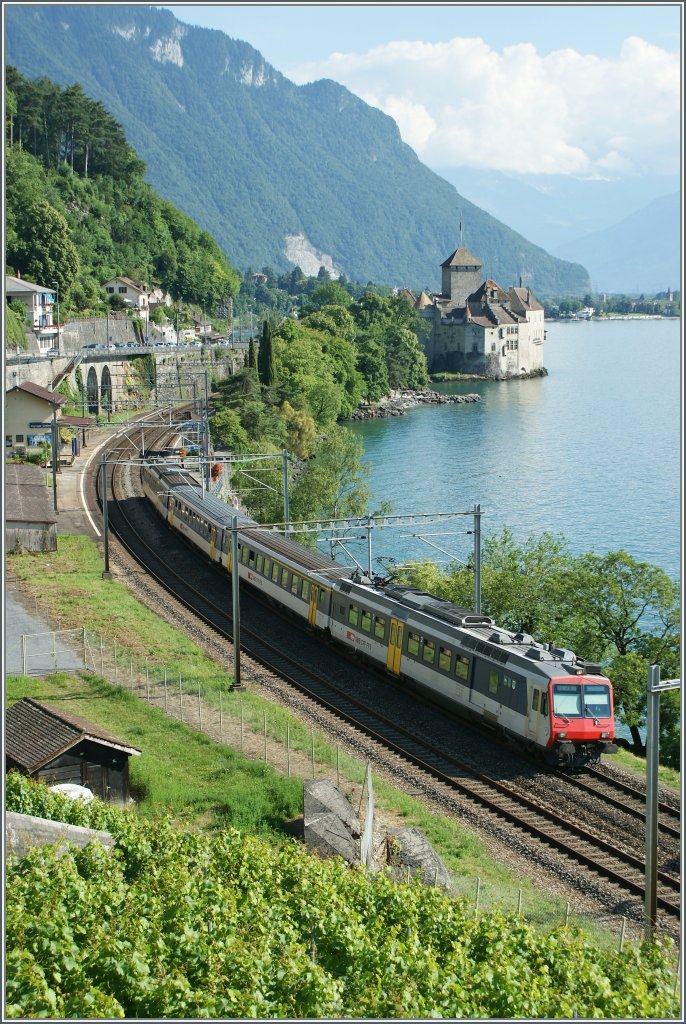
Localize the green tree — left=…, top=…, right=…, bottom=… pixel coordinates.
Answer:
left=209, top=407, right=250, bottom=452
left=11, top=198, right=79, bottom=296
left=258, top=319, right=276, bottom=386
left=248, top=337, right=256, bottom=369
left=290, top=426, right=370, bottom=523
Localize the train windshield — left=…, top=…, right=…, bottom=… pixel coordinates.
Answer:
left=553, top=683, right=611, bottom=718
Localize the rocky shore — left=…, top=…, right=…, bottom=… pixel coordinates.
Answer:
left=348, top=388, right=481, bottom=421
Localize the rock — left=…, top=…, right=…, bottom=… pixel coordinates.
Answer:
left=386, top=826, right=454, bottom=891
left=303, top=779, right=361, bottom=865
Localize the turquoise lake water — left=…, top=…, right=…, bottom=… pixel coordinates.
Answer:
left=344, top=318, right=681, bottom=584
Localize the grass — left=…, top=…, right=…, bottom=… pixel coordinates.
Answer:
left=612, top=745, right=680, bottom=791
left=7, top=535, right=657, bottom=946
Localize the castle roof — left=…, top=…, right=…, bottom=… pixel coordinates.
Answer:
left=441, top=246, right=483, bottom=269
left=508, top=286, right=543, bottom=312
left=415, top=290, right=433, bottom=309
left=469, top=279, right=509, bottom=304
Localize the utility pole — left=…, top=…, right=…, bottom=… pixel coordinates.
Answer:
left=231, top=515, right=241, bottom=690
left=282, top=449, right=290, bottom=530
left=473, top=503, right=481, bottom=613
left=644, top=666, right=681, bottom=941
left=101, top=451, right=111, bottom=579
left=52, top=281, right=60, bottom=355
left=50, top=404, right=59, bottom=511
left=204, top=369, right=210, bottom=489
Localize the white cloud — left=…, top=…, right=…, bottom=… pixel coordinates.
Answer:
left=287, top=35, right=680, bottom=178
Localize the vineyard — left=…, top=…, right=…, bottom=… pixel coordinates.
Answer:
left=5, top=774, right=679, bottom=1019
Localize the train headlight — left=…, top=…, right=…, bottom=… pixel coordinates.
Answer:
left=601, top=731, right=610, bottom=739
left=557, top=731, right=567, bottom=739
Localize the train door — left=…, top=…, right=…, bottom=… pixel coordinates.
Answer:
left=168, top=496, right=175, bottom=526
left=308, top=584, right=319, bottom=626
left=209, top=526, right=216, bottom=562
left=386, top=618, right=404, bottom=674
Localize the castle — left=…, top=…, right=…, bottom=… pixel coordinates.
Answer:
left=417, top=245, right=545, bottom=378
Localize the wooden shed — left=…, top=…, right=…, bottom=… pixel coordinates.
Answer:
left=5, top=463, right=58, bottom=553
left=5, top=698, right=141, bottom=803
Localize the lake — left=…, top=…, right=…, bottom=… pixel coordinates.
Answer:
left=345, top=318, right=681, bottom=583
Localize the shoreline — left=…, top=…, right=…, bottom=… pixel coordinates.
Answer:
left=348, top=388, right=481, bottom=421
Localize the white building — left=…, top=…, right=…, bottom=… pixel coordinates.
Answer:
left=5, top=275, right=60, bottom=352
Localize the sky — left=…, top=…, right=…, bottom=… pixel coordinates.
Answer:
left=163, top=3, right=682, bottom=180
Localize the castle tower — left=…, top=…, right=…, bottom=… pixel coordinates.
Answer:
left=441, top=246, right=483, bottom=309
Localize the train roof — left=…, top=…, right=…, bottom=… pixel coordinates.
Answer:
left=377, top=584, right=606, bottom=680
left=169, top=483, right=354, bottom=580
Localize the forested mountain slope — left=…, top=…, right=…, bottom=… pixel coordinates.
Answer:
left=5, top=3, right=590, bottom=296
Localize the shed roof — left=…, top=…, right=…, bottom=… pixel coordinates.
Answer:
left=5, top=698, right=141, bottom=773
left=8, top=381, right=67, bottom=406
left=4, top=464, right=58, bottom=524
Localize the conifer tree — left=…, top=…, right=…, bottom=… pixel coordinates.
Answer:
left=257, top=319, right=276, bottom=386
left=248, top=336, right=256, bottom=369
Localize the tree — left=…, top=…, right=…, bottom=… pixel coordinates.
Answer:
left=257, top=319, right=276, bottom=386
left=11, top=198, right=79, bottom=296
left=289, top=426, right=371, bottom=523
left=247, top=337, right=256, bottom=369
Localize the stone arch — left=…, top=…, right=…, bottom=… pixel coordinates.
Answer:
left=86, top=366, right=99, bottom=414
left=100, top=365, right=112, bottom=414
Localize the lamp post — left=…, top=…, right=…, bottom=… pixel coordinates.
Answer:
left=52, top=281, right=60, bottom=355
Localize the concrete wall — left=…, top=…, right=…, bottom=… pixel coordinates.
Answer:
left=5, top=811, right=114, bottom=861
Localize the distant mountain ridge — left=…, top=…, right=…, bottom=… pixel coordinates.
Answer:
left=552, top=193, right=680, bottom=294
left=5, top=3, right=590, bottom=296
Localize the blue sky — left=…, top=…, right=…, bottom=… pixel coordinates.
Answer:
left=164, top=3, right=681, bottom=66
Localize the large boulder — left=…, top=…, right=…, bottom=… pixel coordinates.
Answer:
left=303, top=779, right=361, bottom=865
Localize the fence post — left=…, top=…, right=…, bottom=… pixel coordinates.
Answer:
left=100, top=634, right=104, bottom=675
left=336, top=744, right=340, bottom=789
left=163, top=668, right=167, bottom=712
left=52, top=631, right=57, bottom=673
left=198, top=682, right=202, bottom=730
left=219, top=689, right=223, bottom=744
left=475, top=878, right=481, bottom=916
left=264, top=712, right=268, bottom=762
left=21, top=634, right=27, bottom=676
left=240, top=701, right=244, bottom=753
left=618, top=916, right=626, bottom=953
left=83, top=626, right=87, bottom=668
left=311, top=729, right=315, bottom=778
left=287, top=723, right=291, bottom=777
left=565, top=902, right=570, bottom=927
left=130, top=656, right=134, bottom=692
left=517, top=889, right=523, bottom=917
left=146, top=659, right=150, bottom=703
left=114, top=642, right=118, bottom=685
left=179, top=675, right=183, bottom=722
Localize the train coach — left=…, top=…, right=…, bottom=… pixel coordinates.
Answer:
left=141, top=461, right=617, bottom=768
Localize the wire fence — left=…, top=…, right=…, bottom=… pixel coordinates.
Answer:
left=11, top=621, right=681, bottom=969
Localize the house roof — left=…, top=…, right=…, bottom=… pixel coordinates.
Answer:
left=8, top=381, right=67, bottom=406
left=104, top=276, right=147, bottom=293
left=469, top=279, right=509, bottom=304
left=5, top=275, right=54, bottom=297
left=441, top=246, right=483, bottom=269
left=5, top=698, right=141, bottom=773
left=4, top=464, right=58, bottom=524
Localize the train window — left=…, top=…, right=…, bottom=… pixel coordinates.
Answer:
left=271, top=563, right=280, bottom=582
left=540, top=693, right=548, bottom=716
left=319, top=589, right=328, bottom=607
left=532, top=690, right=540, bottom=712
left=439, top=647, right=451, bottom=672
left=374, top=616, right=386, bottom=639
left=553, top=683, right=583, bottom=717
left=583, top=684, right=611, bottom=718
left=488, top=671, right=499, bottom=694
left=256, top=554, right=264, bottom=573
left=302, top=580, right=310, bottom=600
left=291, top=574, right=300, bottom=595
left=281, top=567, right=290, bottom=588
left=407, top=632, right=420, bottom=656
left=361, top=610, right=372, bottom=633
left=240, top=546, right=249, bottom=565
left=503, top=673, right=516, bottom=690
left=423, top=639, right=435, bottom=664
left=455, top=655, right=469, bottom=681
left=248, top=550, right=255, bottom=567
left=348, top=605, right=359, bottom=626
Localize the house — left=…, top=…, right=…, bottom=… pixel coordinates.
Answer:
left=5, top=698, right=141, bottom=803
left=102, top=276, right=150, bottom=317
left=5, top=275, right=59, bottom=352
left=4, top=381, right=94, bottom=458
left=418, top=246, right=545, bottom=378
left=5, top=463, right=58, bottom=553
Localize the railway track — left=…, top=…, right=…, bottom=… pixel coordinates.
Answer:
left=93, top=436, right=680, bottom=923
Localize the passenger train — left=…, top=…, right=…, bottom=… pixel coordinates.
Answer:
left=141, top=460, right=618, bottom=767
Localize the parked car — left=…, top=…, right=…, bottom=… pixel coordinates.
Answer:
left=45, top=348, right=59, bottom=357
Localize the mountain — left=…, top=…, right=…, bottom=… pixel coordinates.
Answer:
left=5, top=4, right=590, bottom=297
left=438, top=167, right=681, bottom=255
left=551, top=193, right=680, bottom=294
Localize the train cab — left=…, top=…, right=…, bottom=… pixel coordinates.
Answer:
left=547, top=676, right=617, bottom=766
